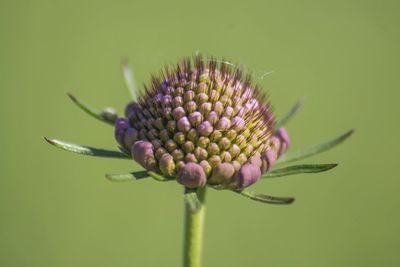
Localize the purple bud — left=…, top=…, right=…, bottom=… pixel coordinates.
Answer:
left=199, top=102, right=212, bottom=116
left=233, top=163, right=262, bottom=189
left=231, top=116, right=245, bottom=131
left=197, top=121, right=213, bottom=137
left=177, top=116, right=191, bottom=133
left=249, top=155, right=262, bottom=168
left=185, top=153, right=198, bottom=163
left=124, top=102, right=141, bottom=117
left=269, top=136, right=281, bottom=153
left=185, top=101, right=197, bottom=113
left=123, top=128, right=139, bottom=149
left=173, top=96, right=183, bottom=107
left=177, top=163, right=207, bottom=188
left=115, top=118, right=129, bottom=146
left=188, top=112, right=203, bottom=127
left=207, top=111, right=219, bottom=126
left=162, top=95, right=172, bottom=107
left=276, top=128, right=290, bottom=155
left=184, top=90, right=195, bottom=102
left=261, top=149, right=277, bottom=173
left=209, top=163, right=235, bottom=185
left=172, top=107, right=186, bottom=120
left=224, top=106, right=234, bottom=118
left=197, top=93, right=209, bottom=104
left=131, top=141, right=157, bottom=172
left=216, top=117, right=231, bottom=131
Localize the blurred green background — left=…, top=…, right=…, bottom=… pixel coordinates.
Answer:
left=1, top=0, right=399, bottom=266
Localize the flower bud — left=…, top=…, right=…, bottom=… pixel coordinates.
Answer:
left=197, top=136, right=210, bottom=148
left=208, top=155, right=221, bottom=169
left=188, top=112, right=203, bottom=127
left=199, top=102, right=212, bottom=116
left=123, top=128, right=139, bottom=149
left=159, top=153, right=176, bottom=177
left=177, top=163, right=207, bottom=189
left=173, top=96, right=183, bottom=107
left=185, top=101, right=197, bottom=113
left=213, top=101, right=224, bottom=116
left=197, top=121, right=213, bottom=137
left=165, top=139, right=177, bottom=152
left=207, top=111, right=219, bottom=126
left=155, top=147, right=168, bottom=160
left=231, top=116, right=245, bottom=131
left=199, top=160, right=212, bottom=177
left=177, top=116, right=191, bottom=133
left=101, top=107, right=118, bottom=123
left=172, top=107, right=186, bottom=120
left=174, top=132, right=186, bottom=145
left=218, top=137, right=231, bottom=150
left=216, top=117, right=231, bottom=131
left=184, top=90, right=195, bottom=102
left=151, top=139, right=163, bottom=150
left=209, top=130, right=222, bottom=143
left=183, top=141, right=195, bottom=153
left=261, top=149, right=277, bottom=173
left=159, top=129, right=170, bottom=142
left=187, top=128, right=199, bottom=143
left=233, top=163, right=262, bottom=189
left=115, top=118, right=129, bottom=146
left=172, top=149, right=185, bottom=161
left=275, top=128, right=290, bottom=155
left=132, top=141, right=157, bottom=172
left=209, top=163, right=235, bottom=185
left=207, top=143, right=220, bottom=156
left=185, top=153, right=198, bottom=163
left=194, top=147, right=208, bottom=161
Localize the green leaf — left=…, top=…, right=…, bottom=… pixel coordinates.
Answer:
left=106, top=171, right=149, bottom=182
left=148, top=171, right=171, bottom=182
left=122, top=59, right=138, bottom=101
left=67, top=92, right=115, bottom=125
left=235, top=190, right=295, bottom=204
left=278, top=129, right=354, bottom=164
left=105, top=170, right=171, bottom=182
left=275, top=97, right=305, bottom=128
left=184, top=188, right=202, bottom=213
left=44, top=137, right=129, bottom=159
left=262, top=163, right=337, bottom=178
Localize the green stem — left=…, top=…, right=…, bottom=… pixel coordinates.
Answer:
left=183, top=187, right=207, bottom=267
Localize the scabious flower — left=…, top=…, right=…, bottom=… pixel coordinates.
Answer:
left=114, top=57, right=291, bottom=190
left=46, top=55, right=352, bottom=267
left=46, top=54, right=352, bottom=204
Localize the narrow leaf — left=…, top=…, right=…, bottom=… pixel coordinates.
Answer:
left=122, top=59, right=138, bottom=101
left=148, top=171, right=170, bottom=182
left=262, top=163, right=337, bottom=179
left=278, top=129, right=354, bottom=164
left=184, top=188, right=201, bottom=213
left=106, top=171, right=149, bottom=182
left=67, top=92, right=116, bottom=125
left=44, top=137, right=129, bottom=159
left=275, top=97, right=305, bottom=128
left=236, top=190, right=295, bottom=204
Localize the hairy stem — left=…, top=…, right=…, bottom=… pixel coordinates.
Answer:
left=183, top=187, right=207, bottom=267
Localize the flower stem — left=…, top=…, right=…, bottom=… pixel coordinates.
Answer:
left=183, top=187, right=207, bottom=267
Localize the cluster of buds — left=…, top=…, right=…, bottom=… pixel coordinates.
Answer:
left=114, top=56, right=290, bottom=189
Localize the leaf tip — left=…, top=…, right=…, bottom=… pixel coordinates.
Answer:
left=44, top=136, right=55, bottom=146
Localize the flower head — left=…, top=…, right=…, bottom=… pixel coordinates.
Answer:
left=114, top=56, right=290, bottom=189
left=46, top=54, right=352, bottom=205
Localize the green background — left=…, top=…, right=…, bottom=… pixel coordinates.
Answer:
left=1, top=0, right=399, bottom=266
